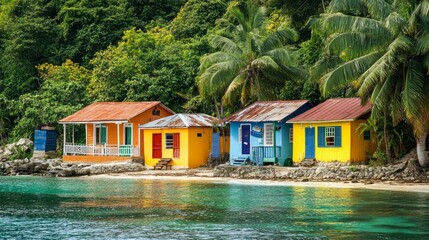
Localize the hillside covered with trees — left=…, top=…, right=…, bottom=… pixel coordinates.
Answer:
left=1, top=0, right=428, bottom=167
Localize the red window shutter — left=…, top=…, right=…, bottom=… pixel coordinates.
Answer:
left=152, top=133, right=162, bottom=158
left=173, top=133, right=180, bottom=158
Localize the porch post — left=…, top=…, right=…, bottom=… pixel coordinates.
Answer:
left=63, top=124, right=67, bottom=155
left=93, top=123, right=96, bottom=155
left=117, top=123, right=120, bottom=156
left=85, top=124, right=88, bottom=145
left=72, top=125, right=75, bottom=145
left=273, top=122, right=277, bottom=164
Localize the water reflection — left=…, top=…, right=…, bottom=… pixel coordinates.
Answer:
left=0, top=176, right=428, bottom=239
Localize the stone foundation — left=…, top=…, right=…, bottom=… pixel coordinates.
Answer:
left=214, top=160, right=429, bottom=183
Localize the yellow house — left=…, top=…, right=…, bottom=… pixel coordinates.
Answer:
left=59, top=101, right=174, bottom=163
left=140, top=114, right=225, bottom=169
left=287, top=98, right=377, bottom=163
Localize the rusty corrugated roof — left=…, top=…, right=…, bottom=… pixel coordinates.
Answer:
left=287, top=98, right=372, bottom=123
left=139, top=114, right=219, bottom=128
left=225, top=100, right=309, bottom=122
left=59, top=101, right=174, bottom=123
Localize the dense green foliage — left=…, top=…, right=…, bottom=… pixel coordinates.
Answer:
left=0, top=0, right=422, bottom=167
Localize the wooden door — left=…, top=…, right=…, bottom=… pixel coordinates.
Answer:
left=305, top=128, right=315, bottom=159
left=152, top=133, right=162, bottom=158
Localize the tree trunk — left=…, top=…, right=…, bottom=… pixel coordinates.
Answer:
left=416, top=133, right=428, bottom=168
left=383, top=115, right=392, bottom=162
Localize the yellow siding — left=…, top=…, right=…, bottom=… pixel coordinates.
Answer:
left=220, top=136, right=230, bottom=154
left=292, top=122, right=352, bottom=163
left=143, top=128, right=190, bottom=168
left=188, top=127, right=212, bottom=168
left=350, top=120, right=377, bottom=162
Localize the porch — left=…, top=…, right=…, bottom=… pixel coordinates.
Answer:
left=63, top=143, right=140, bottom=157
left=252, top=146, right=281, bottom=166
left=231, top=146, right=281, bottom=166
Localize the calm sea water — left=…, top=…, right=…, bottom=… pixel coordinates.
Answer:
left=0, top=176, right=428, bottom=239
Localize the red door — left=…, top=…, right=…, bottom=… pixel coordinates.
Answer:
left=173, top=133, right=180, bottom=158
left=152, top=133, right=162, bottom=158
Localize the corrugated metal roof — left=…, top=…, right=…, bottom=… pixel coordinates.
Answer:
left=287, top=98, right=372, bottom=123
left=225, top=100, right=309, bottom=122
left=59, top=101, right=175, bottom=123
left=139, top=114, right=219, bottom=128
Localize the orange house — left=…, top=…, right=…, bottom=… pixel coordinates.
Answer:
left=59, top=102, right=174, bottom=163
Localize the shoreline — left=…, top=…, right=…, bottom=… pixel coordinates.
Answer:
left=85, top=172, right=429, bottom=193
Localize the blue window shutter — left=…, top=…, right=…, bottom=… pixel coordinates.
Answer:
left=318, top=127, right=325, bottom=147
left=335, top=126, right=341, bottom=147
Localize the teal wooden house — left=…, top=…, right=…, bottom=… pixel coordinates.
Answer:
left=225, top=101, right=311, bottom=166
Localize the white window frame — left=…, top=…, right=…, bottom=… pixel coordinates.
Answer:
left=123, top=123, right=133, bottom=146
left=264, top=123, right=274, bottom=146
left=165, top=133, right=174, bottom=149
left=325, top=127, right=335, bottom=146
left=289, top=128, right=293, bottom=143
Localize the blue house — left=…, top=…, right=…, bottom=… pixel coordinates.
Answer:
left=225, top=101, right=311, bottom=166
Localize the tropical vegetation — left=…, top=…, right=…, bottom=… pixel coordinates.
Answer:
left=0, top=0, right=427, bottom=167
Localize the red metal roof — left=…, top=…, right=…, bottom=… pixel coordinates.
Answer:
left=139, top=114, right=219, bottom=128
left=225, top=100, right=309, bottom=122
left=59, top=102, right=174, bottom=123
left=287, top=98, right=372, bottom=123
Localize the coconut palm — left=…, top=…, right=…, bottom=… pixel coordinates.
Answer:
left=313, top=0, right=429, bottom=167
left=198, top=1, right=305, bottom=106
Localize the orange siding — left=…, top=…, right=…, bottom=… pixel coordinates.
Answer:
left=62, top=155, right=130, bottom=163
left=129, top=105, right=173, bottom=147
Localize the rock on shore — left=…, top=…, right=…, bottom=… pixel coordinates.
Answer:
left=0, top=158, right=145, bottom=177
left=214, top=159, right=429, bottom=183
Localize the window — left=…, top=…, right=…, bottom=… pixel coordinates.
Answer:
left=363, top=130, right=371, bottom=141
left=318, top=126, right=341, bottom=147
left=197, top=133, right=202, bottom=137
left=165, top=133, right=174, bottom=149
left=165, top=133, right=180, bottom=157
left=325, top=127, right=335, bottom=146
left=264, top=123, right=274, bottom=146
left=95, top=124, right=107, bottom=144
left=289, top=128, right=293, bottom=143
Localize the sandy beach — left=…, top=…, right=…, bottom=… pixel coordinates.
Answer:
left=85, top=169, right=429, bottom=193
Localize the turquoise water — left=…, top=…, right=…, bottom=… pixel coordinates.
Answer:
left=0, top=177, right=428, bottom=239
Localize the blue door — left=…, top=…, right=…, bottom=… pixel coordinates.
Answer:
left=241, top=125, right=250, bottom=155
left=305, top=127, right=315, bottom=159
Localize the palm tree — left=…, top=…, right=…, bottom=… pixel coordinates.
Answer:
left=198, top=1, right=305, bottom=106
left=313, top=0, right=429, bottom=167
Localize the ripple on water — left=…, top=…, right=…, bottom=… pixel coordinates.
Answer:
left=0, top=176, right=428, bottom=239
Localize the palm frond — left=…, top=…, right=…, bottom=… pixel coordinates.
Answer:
left=327, top=0, right=366, bottom=15
left=318, top=13, right=389, bottom=36
left=210, top=35, right=242, bottom=54
left=403, top=60, right=427, bottom=130
left=321, top=51, right=383, bottom=96
left=326, top=32, right=389, bottom=60
left=415, top=33, right=429, bottom=54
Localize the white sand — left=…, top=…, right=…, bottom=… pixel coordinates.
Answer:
left=85, top=173, right=429, bottom=193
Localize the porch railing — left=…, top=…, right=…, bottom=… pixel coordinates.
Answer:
left=64, top=143, right=139, bottom=157
left=252, top=146, right=281, bottom=166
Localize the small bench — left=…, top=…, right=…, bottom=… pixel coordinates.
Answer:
left=153, top=158, right=172, bottom=170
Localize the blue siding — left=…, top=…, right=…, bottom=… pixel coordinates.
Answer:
left=229, top=121, right=293, bottom=165
left=34, top=130, right=57, bottom=151
left=229, top=101, right=312, bottom=166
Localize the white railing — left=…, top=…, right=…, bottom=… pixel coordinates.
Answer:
left=64, top=143, right=140, bottom=157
